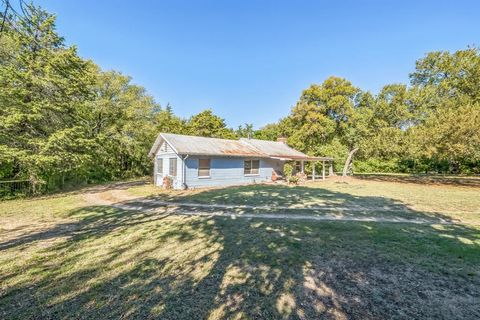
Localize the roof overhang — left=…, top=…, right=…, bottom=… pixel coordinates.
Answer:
left=148, top=133, right=179, bottom=158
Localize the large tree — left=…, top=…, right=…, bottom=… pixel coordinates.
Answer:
left=186, top=109, right=236, bottom=139
left=286, top=76, right=370, bottom=175
left=0, top=4, right=161, bottom=188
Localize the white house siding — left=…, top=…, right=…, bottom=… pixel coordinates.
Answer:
left=184, top=156, right=277, bottom=189
left=154, top=141, right=183, bottom=189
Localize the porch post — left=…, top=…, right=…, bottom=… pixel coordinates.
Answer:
left=312, top=161, right=316, bottom=181
left=322, top=160, right=326, bottom=180
left=301, top=160, right=304, bottom=173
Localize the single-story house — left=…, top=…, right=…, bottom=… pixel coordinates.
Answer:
left=148, top=133, right=333, bottom=189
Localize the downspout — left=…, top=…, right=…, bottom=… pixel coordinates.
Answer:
left=182, top=155, right=189, bottom=189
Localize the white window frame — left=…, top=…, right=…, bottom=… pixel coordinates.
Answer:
left=244, top=159, right=260, bottom=176
left=198, top=159, right=211, bottom=178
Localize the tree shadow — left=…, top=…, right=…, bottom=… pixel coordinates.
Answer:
left=1, top=192, right=479, bottom=319
left=145, top=184, right=458, bottom=223
left=354, top=173, right=480, bottom=187
left=24, top=179, right=150, bottom=201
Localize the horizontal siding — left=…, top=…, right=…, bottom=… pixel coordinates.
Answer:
left=185, top=156, right=276, bottom=189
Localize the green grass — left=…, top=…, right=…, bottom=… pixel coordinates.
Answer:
left=1, top=179, right=480, bottom=319
left=127, top=178, right=480, bottom=224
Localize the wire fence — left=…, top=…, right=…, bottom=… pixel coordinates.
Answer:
left=0, top=180, right=33, bottom=199
left=0, top=174, right=89, bottom=200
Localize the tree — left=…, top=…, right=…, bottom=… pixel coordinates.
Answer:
left=0, top=4, right=161, bottom=190
left=186, top=109, right=236, bottom=139
left=410, top=47, right=480, bottom=103
left=235, top=123, right=254, bottom=138
left=0, top=4, right=95, bottom=184
left=154, top=104, right=187, bottom=135
left=288, top=76, right=366, bottom=175
left=254, top=123, right=282, bottom=141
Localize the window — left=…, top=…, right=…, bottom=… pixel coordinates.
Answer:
left=244, top=160, right=260, bottom=175
left=169, top=158, right=177, bottom=177
left=157, top=159, right=163, bottom=174
left=198, top=159, right=211, bottom=177
left=295, top=161, right=301, bottom=172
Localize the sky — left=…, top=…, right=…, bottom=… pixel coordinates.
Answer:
left=33, top=0, right=480, bottom=128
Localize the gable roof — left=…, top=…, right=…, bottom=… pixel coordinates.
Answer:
left=151, top=133, right=261, bottom=157
left=149, top=133, right=333, bottom=161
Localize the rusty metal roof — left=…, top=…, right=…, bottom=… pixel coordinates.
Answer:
left=240, top=138, right=307, bottom=158
left=149, top=133, right=265, bottom=157
left=149, top=133, right=333, bottom=161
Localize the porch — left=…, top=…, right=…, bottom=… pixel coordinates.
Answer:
left=272, top=156, right=335, bottom=181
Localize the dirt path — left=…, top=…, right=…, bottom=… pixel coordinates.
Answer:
left=83, top=185, right=455, bottom=225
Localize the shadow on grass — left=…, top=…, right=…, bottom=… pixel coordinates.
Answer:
left=146, top=184, right=457, bottom=222
left=354, top=173, right=480, bottom=187
left=1, top=191, right=479, bottom=319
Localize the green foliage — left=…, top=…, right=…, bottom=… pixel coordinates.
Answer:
left=354, top=158, right=401, bottom=173
left=267, top=49, right=480, bottom=175
left=186, top=109, right=236, bottom=139
left=1, top=2, right=479, bottom=194
left=283, top=163, right=293, bottom=177
left=235, top=123, right=254, bottom=138
left=254, top=123, right=281, bottom=140
left=0, top=5, right=236, bottom=194
left=287, top=175, right=299, bottom=184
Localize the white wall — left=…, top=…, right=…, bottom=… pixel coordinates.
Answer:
left=154, top=141, right=183, bottom=189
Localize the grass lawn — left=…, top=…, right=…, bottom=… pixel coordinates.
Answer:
left=127, top=178, right=480, bottom=224
left=1, top=178, right=479, bottom=319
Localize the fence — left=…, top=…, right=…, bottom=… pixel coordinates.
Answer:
left=0, top=180, right=34, bottom=199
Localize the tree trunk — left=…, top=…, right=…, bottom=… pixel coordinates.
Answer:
left=329, top=161, right=334, bottom=176
left=342, top=148, right=359, bottom=177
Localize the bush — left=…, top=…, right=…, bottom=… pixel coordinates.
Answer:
left=283, top=163, right=294, bottom=178
left=354, top=158, right=400, bottom=173
left=287, top=175, right=299, bottom=184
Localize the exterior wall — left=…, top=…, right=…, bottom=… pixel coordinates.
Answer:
left=154, top=141, right=184, bottom=189
left=153, top=140, right=286, bottom=190
left=184, top=156, right=277, bottom=189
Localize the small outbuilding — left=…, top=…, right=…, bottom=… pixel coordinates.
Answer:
left=148, top=133, right=333, bottom=189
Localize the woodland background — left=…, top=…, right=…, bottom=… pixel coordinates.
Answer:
left=1, top=3, right=479, bottom=192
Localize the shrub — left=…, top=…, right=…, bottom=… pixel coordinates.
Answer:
left=283, top=163, right=293, bottom=178
left=287, top=175, right=299, bottom=184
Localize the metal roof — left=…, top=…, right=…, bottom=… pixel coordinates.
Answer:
left=240, top=138, right=308, bottom=159
left=149, top=133, right=264, bottom=157
left=149, top=133, right=333, bottom=161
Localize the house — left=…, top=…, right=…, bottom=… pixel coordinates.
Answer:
left=148, top=133, right=333, bottom=189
